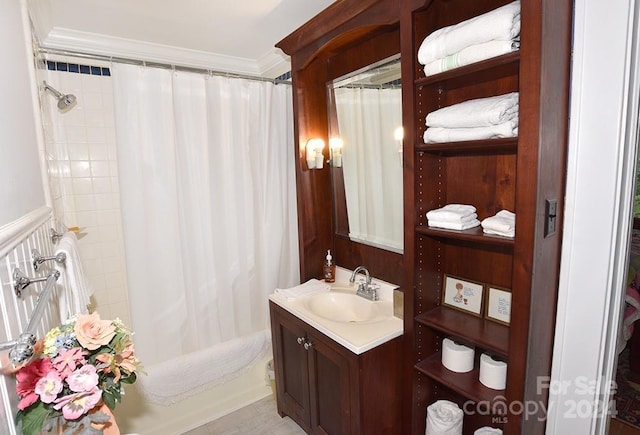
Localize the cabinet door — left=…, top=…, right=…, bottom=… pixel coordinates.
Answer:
left=271, top=306, right=312, bottom=431
left=307, top=333, right=353, bottom=435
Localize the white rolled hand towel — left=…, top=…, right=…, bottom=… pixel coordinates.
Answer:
left=418, top=0, right=521, bottom=66
left=426, top=93, right=519, bottom=129
left=474, top=428, right=503, bottom=435
left=426, top=400, right=463, bottom=434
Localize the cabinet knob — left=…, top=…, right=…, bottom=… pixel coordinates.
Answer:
left=297, top=337, right=305, bottom=345
left=303, top=341, right=313, bottom=350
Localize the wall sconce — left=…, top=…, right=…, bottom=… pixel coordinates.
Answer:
left=394, top=126, right=404, bottom=167
left=329, top=137, right=343, bottom=168
left=306, top=138, right=325, bottom=169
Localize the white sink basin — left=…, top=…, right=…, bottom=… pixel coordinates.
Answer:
left=302, top=291, right=388, bottom=324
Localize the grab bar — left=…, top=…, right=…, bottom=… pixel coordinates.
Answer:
left=32, top=248, right=66, bottom=271
left=0, top=269, right=60, bottom=365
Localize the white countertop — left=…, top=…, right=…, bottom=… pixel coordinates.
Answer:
left=269, top=267, right=404, bottom=355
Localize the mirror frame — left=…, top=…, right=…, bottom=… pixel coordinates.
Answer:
left=276, top=0, right=403, bottom=286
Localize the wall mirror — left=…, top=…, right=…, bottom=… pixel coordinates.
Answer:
left=327, top=54, right=404, bottom=254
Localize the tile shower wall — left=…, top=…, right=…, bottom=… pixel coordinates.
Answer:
left=38, top=55, right=130, bottom=325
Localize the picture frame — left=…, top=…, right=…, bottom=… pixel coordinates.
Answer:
left=485, top=286, right=512, bottom=325
left=441, top=274, right=484, bottom=316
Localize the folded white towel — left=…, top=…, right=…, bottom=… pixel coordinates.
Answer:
left=425, top=400, right=463, bottom=435
left=481, top=210, right=515, bottom=237
left=428, top=219, right=481, bottom=231
left=55, top=232, right=93, bottom=322
left=426, top=206, right=476, bottom=224
left=423, top=40, right=520, bottom=77
left=424, top=122, right=518, bottom=143
left=426, top=204, right=477, bottom=223
left=274, top=279, right=331, bottom=301
left=474, top=428, right=503, bottom=435
left=426, top=93, right=519, bottom=129
left=418, top=1, right=521, bottom=66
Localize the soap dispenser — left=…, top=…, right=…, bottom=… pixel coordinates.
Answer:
left=323, top=249, right=335, bottom=282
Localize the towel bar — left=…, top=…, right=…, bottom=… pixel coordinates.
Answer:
left=1, top=269, right=60, bottom=365
left=32, top=248, right=66, bottom=271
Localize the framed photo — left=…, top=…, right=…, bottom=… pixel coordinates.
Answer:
left=442, top=274, right=484, bottom=316
left=485, top=286, right=512, bottom=325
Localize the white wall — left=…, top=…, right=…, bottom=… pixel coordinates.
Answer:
left=548, top=0, right=639, bottom=433
left=39, top=60, right=131, bottom=324
left=0, top=0, right=46, bottom=225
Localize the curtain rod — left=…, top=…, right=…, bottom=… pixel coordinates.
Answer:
left=37, top=46, right=292, bottom=85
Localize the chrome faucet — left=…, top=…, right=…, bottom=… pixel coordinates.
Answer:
left=350, top=266, right=379, bottom=301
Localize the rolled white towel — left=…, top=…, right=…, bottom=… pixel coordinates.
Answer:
left=274, top=279, right=331, bottom=301
left=426, top=93, right=519, bottom=129
left=423, top=39, right=520, bottom=77
left=424, top=122, right=518, bottom=143
left=426, top=204, right=476, bottom=222
left=428, top=219, right=481, bottom=231
left=426, top=400, right=463, bottom=435
left=418, top=0, right=521, bottom=66
left=481, top=210, right=515, bottom=237
left=474, top=428, right=503, bottom=435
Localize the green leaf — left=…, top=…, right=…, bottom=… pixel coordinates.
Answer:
left=103, top=390, right=117, bottom=409
left=18, top=402, right=52, bottom=435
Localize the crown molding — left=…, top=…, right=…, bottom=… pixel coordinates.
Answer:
left=42, top=28, right=291, bottom=78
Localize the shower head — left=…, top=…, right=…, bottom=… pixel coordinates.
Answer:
left=43, top=81, right=77, bottom=112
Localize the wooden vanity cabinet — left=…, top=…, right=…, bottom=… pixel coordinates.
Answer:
left=269, top=301, right=403, bottom=434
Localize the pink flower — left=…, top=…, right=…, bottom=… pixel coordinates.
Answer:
left=74, top=312, right=116, bottom=351
left=95, top=342, right=139, bottom=382
left=52, top=347, right=87, bottom=378
left=53, top=388, right=102, bottom=420
left=15, top=357, right=54, bottom=410
left=66, top=365, right=99, bottom=393
left=34, top=371, right=63, bottom=403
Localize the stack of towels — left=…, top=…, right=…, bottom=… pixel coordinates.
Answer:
left=426, top=204, right=480, bottom=231
left=417, top=1, right=521, bottom=77
left=274, top=279, right=330, bottom=301
left=481, top=210, right=515, bottom=238
left=424, top=92, right=519, bottom=143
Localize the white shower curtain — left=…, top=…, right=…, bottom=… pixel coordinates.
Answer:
left=334, top=86, right=403, bottom=252
left=111, top=63, right=299, bottom=366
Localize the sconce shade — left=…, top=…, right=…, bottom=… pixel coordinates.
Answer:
left=330, top=137, right=343, bottom=167
left=306, top=138, right=325, bottom=170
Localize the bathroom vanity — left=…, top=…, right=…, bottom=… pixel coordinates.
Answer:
left=269, top=269, right=403, bottom=434
left=279, top=0, right=571, bottom=433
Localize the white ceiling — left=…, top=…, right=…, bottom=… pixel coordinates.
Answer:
left=30, top=0, right=336, bottom=78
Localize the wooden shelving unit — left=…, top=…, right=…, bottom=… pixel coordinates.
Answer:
left=403, top=0, right=572, bottom=434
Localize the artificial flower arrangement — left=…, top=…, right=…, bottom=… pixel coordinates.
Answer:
left=14, top=312, right=142, bottom=435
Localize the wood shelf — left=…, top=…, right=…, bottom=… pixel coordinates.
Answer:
left=415, top=306, right=509, bottom=357
left=415, top=51, right=520, bottom=88
left=416, top=138, right=518, bottom=156
left=415, top=353, right=506, bottom=412
left=415, top=226, right=515, bottom=247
